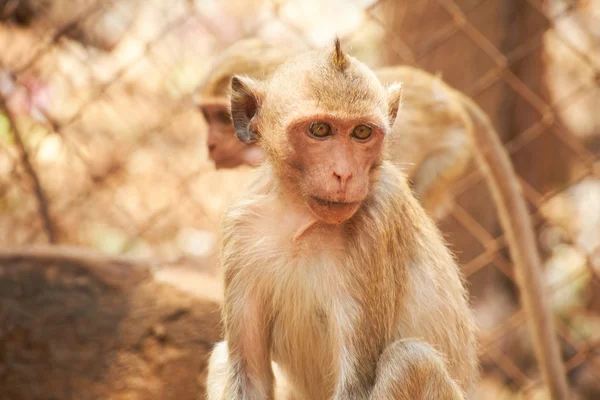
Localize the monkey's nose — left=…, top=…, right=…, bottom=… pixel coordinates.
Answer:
left=333, top=171, right=352, bottom=190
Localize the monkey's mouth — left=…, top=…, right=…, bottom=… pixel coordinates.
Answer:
left=310, top=196, right=359, bottom=207
left=308, top=196, right=361, bottom=225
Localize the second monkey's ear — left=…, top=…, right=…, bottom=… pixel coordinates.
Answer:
left=387, top=82, right=403, bottom=129
left=230, top=75, right=264, bottom=144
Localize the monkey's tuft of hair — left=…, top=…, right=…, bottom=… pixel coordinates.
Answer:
left=332, top=37, right=349, bottom=72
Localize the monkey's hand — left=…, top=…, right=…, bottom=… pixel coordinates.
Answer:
left=222, top=364, right=275, bottom=400
left=207, top=334, right=275, bottom=400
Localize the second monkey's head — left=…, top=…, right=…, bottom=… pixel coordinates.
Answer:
left=230, top=39, right=403, bottom=225
left=196, top=38, right=294, bottom=169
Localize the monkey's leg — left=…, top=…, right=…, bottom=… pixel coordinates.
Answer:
left=411, top=147, right=470, bottom=220
left=370, top=340, right=465, bottom=400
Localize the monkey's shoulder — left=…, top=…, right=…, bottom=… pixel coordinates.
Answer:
left=221, top=166, right=275, bottom=220
left=364, top=163, right=459, bottom=255
left=364, top=162, right=426, bottom=219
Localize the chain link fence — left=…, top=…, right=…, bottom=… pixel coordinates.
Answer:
left=0, top=0, right=599, bottom=398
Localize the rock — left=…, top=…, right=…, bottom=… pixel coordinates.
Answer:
left=0, top=246, right=222, bottom=400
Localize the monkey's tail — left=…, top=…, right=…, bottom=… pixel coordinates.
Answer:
left=460, top=96, right=571, bottom=399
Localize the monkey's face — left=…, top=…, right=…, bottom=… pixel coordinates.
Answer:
left=228, top=40, right=403, bottom=225
left=283, top=116, right=385, bottom=225
left=200, top=103, right=266, bottom=169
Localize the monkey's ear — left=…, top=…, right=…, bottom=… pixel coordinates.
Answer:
left=387, top=83, right=403, bottom=128
left=230, top=75, right=264, bottom=144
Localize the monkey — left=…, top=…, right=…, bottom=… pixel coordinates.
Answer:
left=200, top=39, right=569, bottom=397
left=196, top=39, right=473, bottom=220
left=195, top=38, right=298, bottom=169
left=206, top=39, right=479, bottom=400
left=375, top=66, right=473, bottom=219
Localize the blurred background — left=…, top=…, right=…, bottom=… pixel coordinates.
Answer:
left=0, top=0, right=599, bottom=399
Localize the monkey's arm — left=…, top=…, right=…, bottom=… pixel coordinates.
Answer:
left=411, top=142, right=471, bottom=220
left=220, top=274, right=275, bottom=399
left=206, top=229, right=275, bottom=400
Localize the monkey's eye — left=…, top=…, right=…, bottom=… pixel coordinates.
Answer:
left=309, top=122, right=332, bottom=138
left=352, top=124, right=372, bottom=140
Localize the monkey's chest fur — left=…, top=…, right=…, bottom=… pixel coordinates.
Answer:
left=265, top=228, right=389, bottom=400
left=271, top=293, right=335, bottom=399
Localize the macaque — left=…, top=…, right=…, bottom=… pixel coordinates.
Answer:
left=206, top=39, right=478, bottom=400
left=196, top=39, right=473, bottom=219
left=196, top=39, right=297, bottom=169
left=376, top=66, right=473, bottom=219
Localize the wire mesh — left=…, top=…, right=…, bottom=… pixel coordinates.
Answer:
left=0, top=0, right=599, bottom=398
